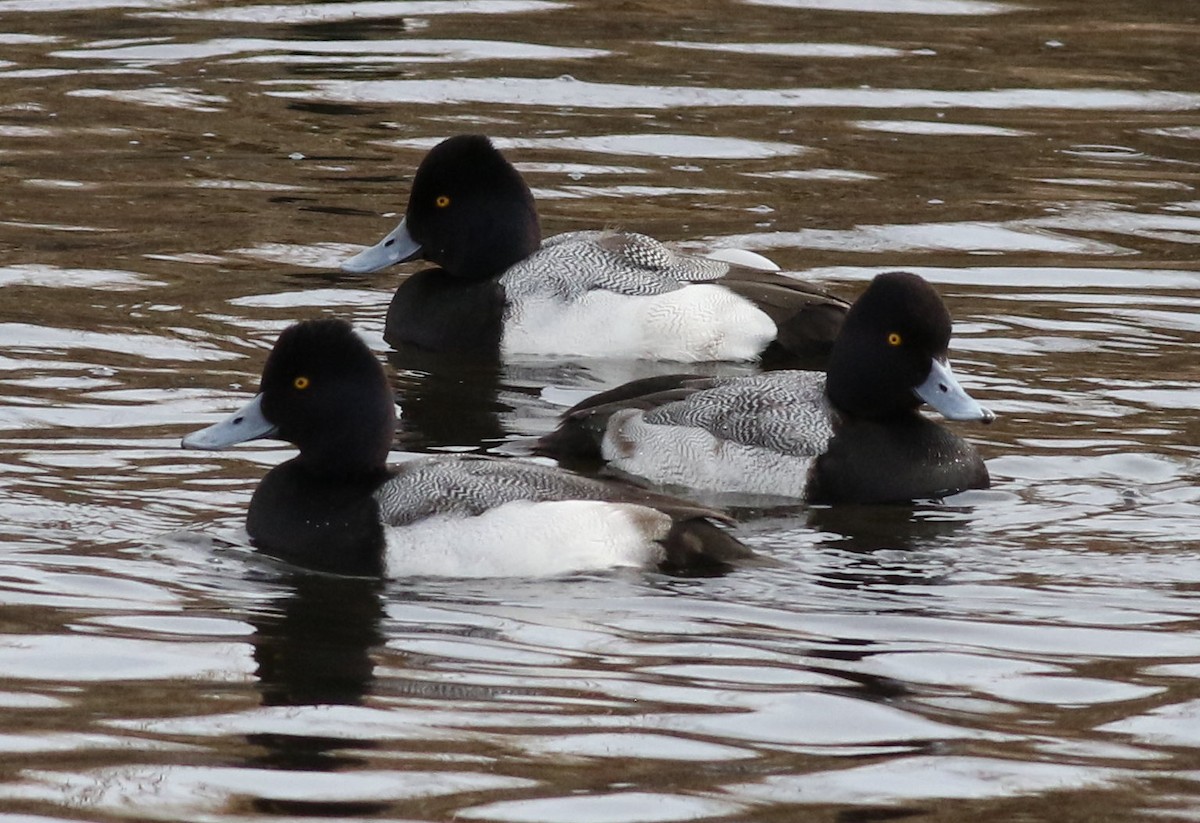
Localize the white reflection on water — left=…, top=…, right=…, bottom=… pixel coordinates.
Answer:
left=459, top=792, right=746, bottom=823
left=0, top=124, right=54, bottom=137
left=271, top=77, right=1200, bottom=112
left=68, top=87, right=227, bottom=111
left=229, top=242, right=377, bottom=270
left=1099, top=700, right=1200, bottom=747
left=745, top=0, right=1016, bottom=12
left=55, top=38, right=608, bottom=66
left=0, top=219, right=114, bottom=232
left=0, top=0, right=188, bottom=12
left=0, top=634, right=251, bottom=681
left=138, top=0, right=567, bottom=24
left=0, top=766, right=536, bottom=816
left=0, top=324, right=239, bottom=362
left=0, top=265, right=165, bottom=290
left=731, top=756, right=1125, bottom=806
left=392, top=133, right=809, bottom=159
left=657, top=40, right=910, bottom=58
left=538, top=184, right=730, bottom=200
left=854, top=119, right=1031, bottom=137
left=715, top=218, right=1128, bottom=256
left=226, top=287, right=383, bottom=308
left=0, top=33, right=63, bottom=43
left=794, top=265, right=1200, bottom=290
left=1039, top=177, right=1192, bottom=192
left=1144, top=126, right=1200, bottom=140
left=1035, top=209, right=1200, bottom=243
left=513, top=731, right=757, bottom=761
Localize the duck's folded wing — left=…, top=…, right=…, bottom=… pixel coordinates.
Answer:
left=505, top=231, right=729, bottom=300
left=377, top=454, right=716, bottom=522
left=641, top=371, right=835, bottom=458
left=541, top=372, right=833, bottom=473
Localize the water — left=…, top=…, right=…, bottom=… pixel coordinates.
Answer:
left=1, top=0, right=1198, bottom=820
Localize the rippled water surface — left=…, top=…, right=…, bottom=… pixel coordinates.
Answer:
left=1, top=0, right=1199, bottom=820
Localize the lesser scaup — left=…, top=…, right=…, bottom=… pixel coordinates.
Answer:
left=182, top=318, right=752, bottom=577
left=341, top=134, right=848, bottom=363
left=539, top=272, right=995, bottom=504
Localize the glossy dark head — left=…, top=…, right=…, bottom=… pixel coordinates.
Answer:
left=259, top=318, right=396, bottom=475
left=826, top=272, right=987, bottom=422
left=402, top=135, right=541, bottom=278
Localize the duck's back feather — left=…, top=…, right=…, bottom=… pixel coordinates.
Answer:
left=543, top=372, right=834, bottom=462
left=540, top=372, right=835, bottom=498
left=508, top=231, right=729, bottom=300
left=640, top=372, right=833, bottom=457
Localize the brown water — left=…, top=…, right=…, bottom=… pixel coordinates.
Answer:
left=1, top=0, right=1199, bottom=820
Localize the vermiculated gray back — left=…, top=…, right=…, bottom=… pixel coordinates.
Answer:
left=644, top=371, right=835, bottom=457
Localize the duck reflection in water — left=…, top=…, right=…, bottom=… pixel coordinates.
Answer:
left=252, top=572, right=385, bottom=708
left=388, top=340, right=766, bottom=455
left=386, top=344, right=507, bottom=451
left=243, top=572, right=390, bottom=815
left=806, top=501, right=980, bottom=592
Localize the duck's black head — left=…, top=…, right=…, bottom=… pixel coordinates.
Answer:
left=258, top=318, right=396, bottom=476
left=826, top=272, right=988, bottom=422
left=402, top=135, right=541, bottom=279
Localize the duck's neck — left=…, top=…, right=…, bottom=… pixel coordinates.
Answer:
left=807, top=414, right=987, bottom=503
left=825, top=374, right=920, bottom=423
left=385, top=270, right=506, bottom=352
left=249, top=459, right=390, bottom=575
left=288, top=398, right=396, bottom=481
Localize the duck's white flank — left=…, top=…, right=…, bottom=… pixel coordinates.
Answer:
left=502, top=285, right=776, bottom=361
left=602, top=409, right=816, bottom=498
left=382, top=499, right=670, bottom=578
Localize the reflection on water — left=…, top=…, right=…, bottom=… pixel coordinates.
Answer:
left=1, top=0, right=1199, bottom=820
left=252, top=573, right=385, bottom=707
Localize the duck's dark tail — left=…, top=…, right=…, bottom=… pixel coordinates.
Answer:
left=588, top=476, right=758, bottom=576
left=659, top=516, right=757, bottom=576
left=719, top=271, right=850, bottom=367
left=536, top=374, right=720, bottom=464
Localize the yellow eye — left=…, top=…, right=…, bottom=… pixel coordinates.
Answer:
left=293, top=376, right=310, bottom=390
left=435, top=195, right=451, bottom=208
left=887, top=332, right=903, bottom=346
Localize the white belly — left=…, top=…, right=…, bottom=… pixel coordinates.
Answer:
left=502, top=285, right=776, bottom=362
left=383, top=499, right=669, bottom=578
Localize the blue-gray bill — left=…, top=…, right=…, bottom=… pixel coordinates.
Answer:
left=915, top=358, right=995, bottom=423
left=340, top=217, right=422, bottom=274
left=181, top=393, right=277, bottom=449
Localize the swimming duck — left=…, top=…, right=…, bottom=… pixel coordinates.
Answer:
left=182, top=318, right=751, bottom=577
left=341, top=134, right=848, bottom=362
left=539, top=272, right=995, bottom=504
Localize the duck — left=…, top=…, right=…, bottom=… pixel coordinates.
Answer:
left=181, top=318, right=752, bottom=577
left=538, top=271, right=996, bottom=504
left=340, top=134, right=848, bottom=363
